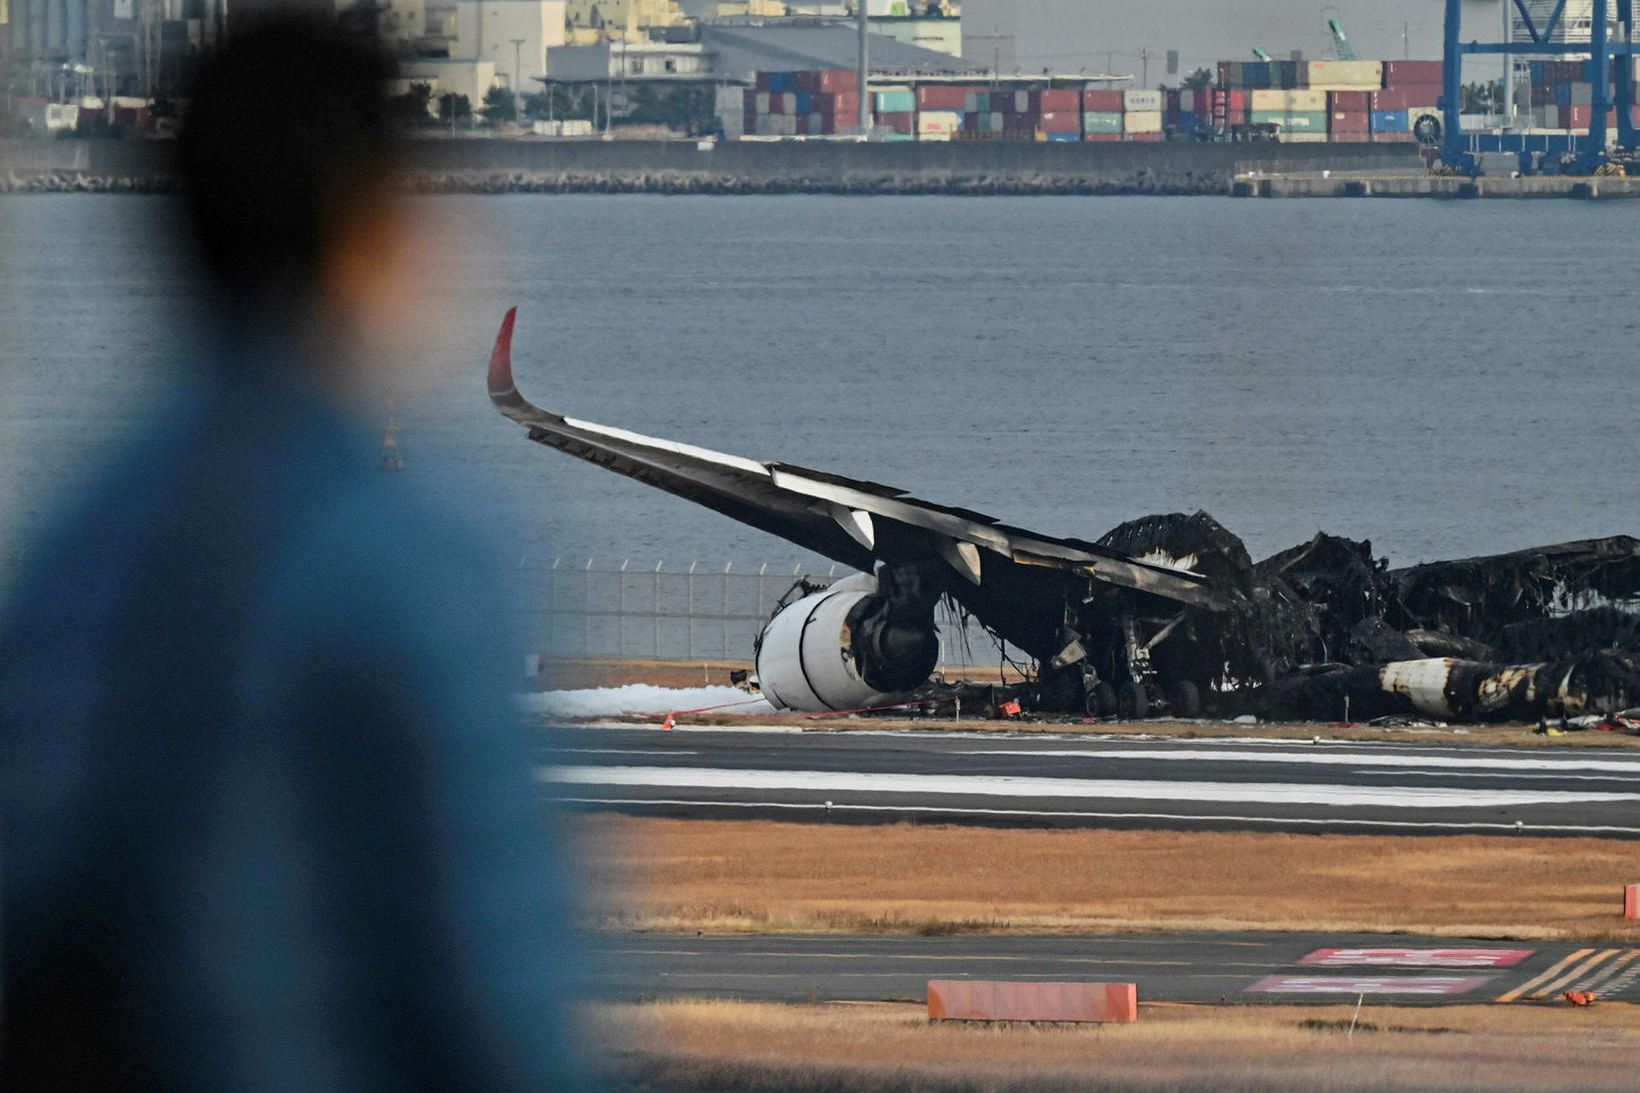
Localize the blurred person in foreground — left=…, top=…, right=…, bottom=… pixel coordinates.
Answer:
left=0, top=16, right=583, bottom=1089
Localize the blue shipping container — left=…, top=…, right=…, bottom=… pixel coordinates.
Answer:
left=1371, top=110, right=1409, bottom=132
left=795, top=92, right=811, bottom=114
left=768, top=72, right=796, bottom=92
left=1555, top=83, right=1572, bottom=107
left=1046, top=131, right=1080, bottom=142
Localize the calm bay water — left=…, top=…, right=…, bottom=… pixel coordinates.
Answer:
left=4, top=194, right=1638, bottom=643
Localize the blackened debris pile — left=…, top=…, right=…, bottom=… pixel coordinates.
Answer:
left=1087, top=513, right=1640, bottom=723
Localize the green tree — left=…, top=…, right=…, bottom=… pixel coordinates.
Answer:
left=1182, top=67, right=1214, bottom=91
left=387, top=82, right=435, bottom=127
left=482, top=84, right=518, bottom=124
left=438, top=92, right=472, bottom=123
left=525, top=85, right=596, bottom=121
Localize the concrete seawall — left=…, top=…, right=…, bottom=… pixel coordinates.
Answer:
left=1, top=137, right=1422, bottom=196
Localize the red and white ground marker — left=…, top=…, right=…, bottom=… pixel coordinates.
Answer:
left=1298, top=948, right=1533, bottom=969
left=1248, top=975, right=1492, bottom=996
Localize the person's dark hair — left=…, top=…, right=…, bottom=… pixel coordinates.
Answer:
left=177, top=16, right=397, bottom=319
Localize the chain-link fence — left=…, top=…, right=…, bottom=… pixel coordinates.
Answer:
left=522, top=558, right=1001, bottom=667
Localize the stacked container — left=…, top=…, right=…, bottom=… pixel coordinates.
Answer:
left=1124, top=88, right=1163, bottom=140
left=1082, top=88, right=1123, bottom=140
left=1250, top=88, right=1327, bottom=140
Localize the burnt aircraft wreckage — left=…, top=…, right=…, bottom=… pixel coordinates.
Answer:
left=489, top=309, right=1640, bottom=723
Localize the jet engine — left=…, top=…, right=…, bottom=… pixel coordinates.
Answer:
left=755, top=566, right=943, bottom=713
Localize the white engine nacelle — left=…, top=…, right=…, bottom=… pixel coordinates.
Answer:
left=755, top=573, right=931, bottom=713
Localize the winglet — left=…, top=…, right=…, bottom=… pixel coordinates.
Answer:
left=488, top=306, right=518, bottom=398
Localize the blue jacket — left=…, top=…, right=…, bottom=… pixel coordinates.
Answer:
left=0, top=358, right=584, bottom=1089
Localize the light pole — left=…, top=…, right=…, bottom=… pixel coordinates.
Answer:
left=511, top=37, right=526, bottom=123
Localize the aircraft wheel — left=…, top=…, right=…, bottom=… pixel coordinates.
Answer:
left=1117, top=681, right=1149, bottom=720
left=1167, top=680, right=1201, bottom=718
left=1086, top=681, right=1117, bottom=718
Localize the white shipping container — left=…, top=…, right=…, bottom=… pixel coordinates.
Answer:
left=1276, top=131, right=1329, bottom=142
left=1250, top=88, right=1327, bottom=113
left=1124, top=110, right=1163, bottom=133
left=1124, top=89, right=1162, bottom=111
left=756, top=92, right=770, bottom=113
left=917, top=109, right=962, bottom=136
left=1305, top=59, right=1384, bottom=90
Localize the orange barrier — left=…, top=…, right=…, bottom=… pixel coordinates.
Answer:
left=1626, top=884, right=1639, bottom=920
left=927, top=980, right=1138, bottom=1024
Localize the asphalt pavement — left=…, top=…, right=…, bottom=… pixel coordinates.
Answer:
left=535, top=724, right=1640, bottom=836
left=587, top=931, right=1640, bottom=1007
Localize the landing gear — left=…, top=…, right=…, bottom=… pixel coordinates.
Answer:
left=1167, top=680, right=1201, bottom=719
left=1085, top=681, right=1117, bottom=718
left=1117, top=680, right=1149, bottom=720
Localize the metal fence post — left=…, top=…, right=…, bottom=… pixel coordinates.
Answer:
left=583, top=557, right=593, bottom=656
left=687, top=560, right=698, bottom=661
left=617, top=559, right=629, bottom=658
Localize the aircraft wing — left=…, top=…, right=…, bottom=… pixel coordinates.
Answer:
left=488, top=308, right=1224, bottom=650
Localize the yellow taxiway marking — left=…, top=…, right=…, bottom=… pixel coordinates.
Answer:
left=1496, top=948, right=1593, bottom=1003
left=1501, top=948, right=1624, bottom=1003
left=1576, top=949, right=1640, bottom=995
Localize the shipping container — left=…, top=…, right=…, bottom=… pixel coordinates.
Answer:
left=1329, top=110, right=1370, bottom=134
left=1041, top=88, right=1080, bottom=111
left=1369, top=87, right=1439, bottom=111
left=1084, top=131, right=1122, bottom=142
left=1082, top=111, right=1123, bottom=134
left=1382, top=60, right=1442, bottom=85
left=817, top=69, right=855, bottom=93
left=1370, top=110, right=1410, bottom=133
left=1304, top=59, right=1384, bottom=90
left=874, top=89, right=915, bottom=114
left=1328, top=91, right=1370, bottom=112
left=917, top=109, right=962, bottom=138
left=1249, top=110, right=1326, bottom=131
left=1083, top=89, right=1124, bottom=111
left=1124, top=110, right=1163, bottom=133
left=917, top=85, right=973, bottom=111
left=1045, top=131, right=1080, bottom=142
left=1124, top=89, right=1163, bottom=111
left=1127, top=132, right=1164, bottom=142
left=1040, top=110, right=1081, bottom=134
left=876, top=111, right=915, bottom=135
left=1277, top=131, right=1329, bottom=142
left=1249, top=88, right=1326, bottom=112
left=1371, top=131, right=1415, bottom=143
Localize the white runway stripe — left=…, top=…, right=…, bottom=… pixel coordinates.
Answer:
left=541, top=765, right=1640, bottom=810
left=955, top=748, right=1640, bottom=774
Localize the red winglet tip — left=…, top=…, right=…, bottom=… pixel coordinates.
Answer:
left=488, top=307, right=518, bottom=395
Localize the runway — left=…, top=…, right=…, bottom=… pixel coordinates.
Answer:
left=587, top=931, right=1640, bottom=1007
left=534, top=724, right=1640, bottom=836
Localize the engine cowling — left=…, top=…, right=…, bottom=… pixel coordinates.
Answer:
left=755, top=570, right=942, bottom=713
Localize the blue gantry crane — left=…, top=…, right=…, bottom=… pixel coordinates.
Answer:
left=1444, top=0, right=1639, bottom=174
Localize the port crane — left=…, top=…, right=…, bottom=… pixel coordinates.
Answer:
left=1442, top=0, right=1639, bottom=174
left=1326, top=16, right=1358, bottom=61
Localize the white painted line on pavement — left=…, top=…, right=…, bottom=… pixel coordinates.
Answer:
left=955, top=748, right=1640, bottom=773
left=542, top=765, right=1640, bottom=809
left=551, top=796, right=1640, bottom=833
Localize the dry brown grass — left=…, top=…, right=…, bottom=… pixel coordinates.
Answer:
left=586, top=998, right=1640, bottom=1091
left=577, top=818, right=1640, bottom=941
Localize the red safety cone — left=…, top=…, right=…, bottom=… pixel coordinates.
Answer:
left=661, top=712, right=675, bottom=732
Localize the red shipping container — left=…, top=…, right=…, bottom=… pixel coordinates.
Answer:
left=744, top=89, right=758, bottom=113
left=1383, top=60, right=1442, bottom=85
left=1370, top=86, right=1440, bottom=111
left=1040, top=110, right=1081, bottom=133
left=875, top=111, right=915, bottom=135
left=1227, top=89, right=1248, bottom=110
left=918, top=85, right=974, bottom=110
left=1041, top=88, right=1080, bottom=111
left=1329, top=91, right=1370, bottom=112
left=817, top=69, right=855, bottom=93
left=1085, top=132, right=1122, bottom=141
left=1329, top=111, right=1369, bottom=133
left=1561, top=106, right=1617, bottom=128
left=812, top=92, right=860, bottom=115
left=1083, top=89, right=1124, bottom=111
left=755, top=71, right=772, bottom=91
left=795, top=70, right=819, bottom=93
left=1372, top=132, right=1414, bottom=143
